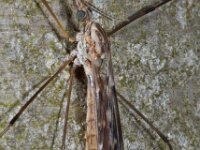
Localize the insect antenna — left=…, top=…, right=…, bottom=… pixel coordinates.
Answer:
left=61, top=66, right=75, bottom=150
left=0, top=57, right=75, bottom=138
left=117, top=92, right=173, bottom=150
left=84, top=1, right=113, bottom=20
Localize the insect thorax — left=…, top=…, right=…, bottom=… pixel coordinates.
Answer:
left=74, top=21, right=108, bottom=77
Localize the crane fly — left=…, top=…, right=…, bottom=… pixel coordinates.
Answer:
left=0, top=0, right=175, bottom=149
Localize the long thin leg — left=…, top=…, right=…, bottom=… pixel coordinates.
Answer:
left=22, top=76, right=50, bottom=99
left=117, top=92, right=173, bottom=150
left=107, top=0, right=172, bottom=36
left=40, top=0, right=75, bottom=42
left=58, top=0, right=80, bottom=32
left=61, top=66, right=74, bottom=150
left=0, top=76, right=49, bottom=123
left=34, top=0, right=78, bottom=54
left=34, top=0, right=63, bottom=43
left=50, top=82, right=68, bottom=150
left=0, top=57, right=75, bottom=138
left=41, top=0, right=172, bottom=49
left=119, top=97, right=165, bottom=149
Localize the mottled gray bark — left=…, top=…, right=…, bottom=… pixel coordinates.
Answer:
left=0, top=0, right=199, bottom=150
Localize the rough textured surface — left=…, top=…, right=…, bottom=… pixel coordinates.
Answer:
left=0, top=0, right=199, bottom=150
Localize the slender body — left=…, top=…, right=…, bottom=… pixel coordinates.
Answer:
left=77, top=21, right=123, bottom=150
left=75, top=0, right=123, bottom=149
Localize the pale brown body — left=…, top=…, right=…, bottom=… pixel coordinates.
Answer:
left=76, top=19, right=123, bottom=149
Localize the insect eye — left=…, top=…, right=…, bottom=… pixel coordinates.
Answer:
left=76, top=10, right=86, bottom=21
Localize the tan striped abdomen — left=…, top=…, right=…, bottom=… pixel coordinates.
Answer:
left=85, top=85, right=98, bottom=150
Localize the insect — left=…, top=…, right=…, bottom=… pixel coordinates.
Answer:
left=0, top=0, right=198, bottom=148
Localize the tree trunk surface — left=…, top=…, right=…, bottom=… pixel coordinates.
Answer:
left=0, top=0, right=199, bottom=149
